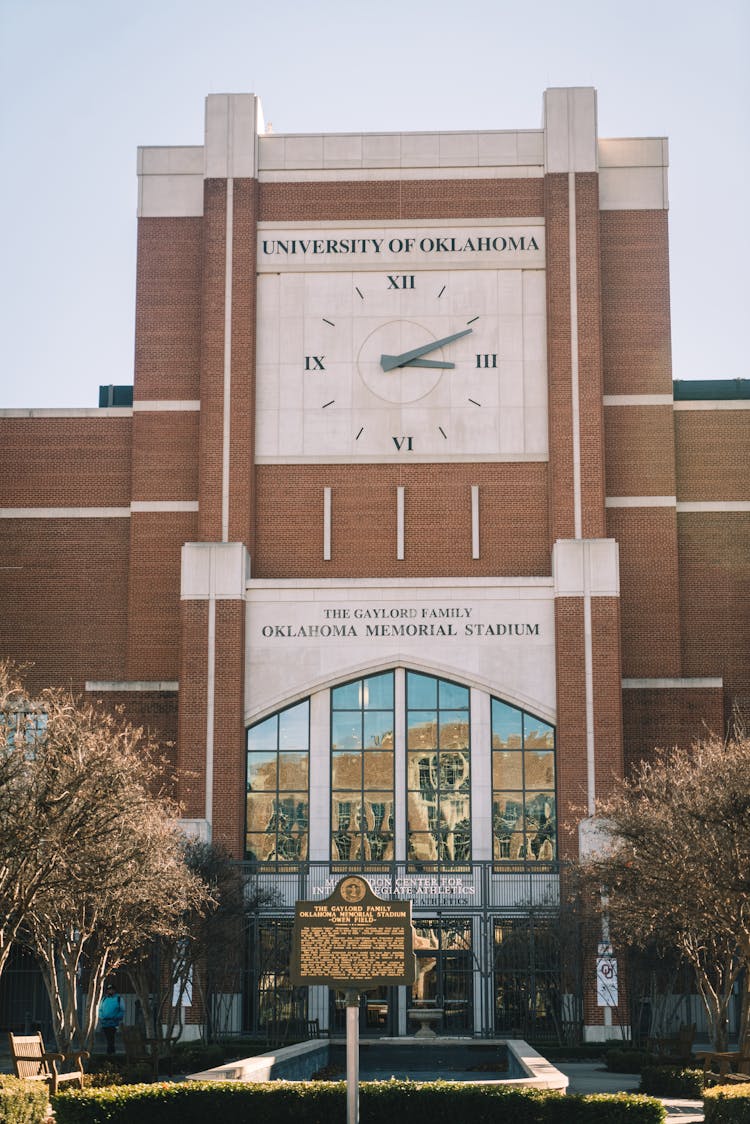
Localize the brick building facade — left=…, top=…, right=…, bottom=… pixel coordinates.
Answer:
left=1, top=87, right=748, bottom=1041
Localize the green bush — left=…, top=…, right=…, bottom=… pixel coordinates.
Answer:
left=607, top=1048, right=657, bottom=1073
left=640, top=1065, right=703, bottom=1098
left=704, top=1084, right=750, bottom=1124
left=53, top=1079, right=666, bottom=1124
left=0, top=1076, right=50, bottom=1124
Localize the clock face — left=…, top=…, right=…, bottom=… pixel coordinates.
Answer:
left=255, top=266, right=548, bottom=462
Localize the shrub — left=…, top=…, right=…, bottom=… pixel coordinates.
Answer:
left=0, top=1076, right=50, bottom=1124
left=607, top=1048, right=657, bottom=1073
left=53, top=1079, right=667, bottom=1124
left=640, top=1065, right=703, bottom=1098
left=704, top=1084, right=750, bottom=1124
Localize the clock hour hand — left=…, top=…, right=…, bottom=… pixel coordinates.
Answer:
left=380, top=327, right=472, bottom=371
left=401, top=359, right=455, bottom=369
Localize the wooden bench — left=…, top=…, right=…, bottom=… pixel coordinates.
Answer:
left=8, top=1031, right=88, bottom=1095
left=121, top=1024, right=176, bottom=1079
left=697, top=1051, right=750, bottom=1085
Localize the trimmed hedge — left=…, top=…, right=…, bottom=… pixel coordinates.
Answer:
left=640, top=1065, right=704, bottom=1098
left=53, top=1079, right=667, bottom=1124
left=704, top=1084, right=750, bottom=1124
left=0, top=1076, right=50, bottom=1124
left=607, top=1049, right=657, bottom=1074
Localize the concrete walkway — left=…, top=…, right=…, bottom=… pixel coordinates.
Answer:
left=556, top=1062, right=704, bottom=1122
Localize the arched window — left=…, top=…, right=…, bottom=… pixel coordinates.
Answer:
left=245, top=700, right=309, bottom=862
left=491, top=698, right=556, bottom=862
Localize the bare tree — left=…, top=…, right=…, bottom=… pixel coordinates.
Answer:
left=0, top=663, right=213, bottom=1050
left=127, top=843, right=279, bottom=1043
left=579, top=734, right=750, bottom=1051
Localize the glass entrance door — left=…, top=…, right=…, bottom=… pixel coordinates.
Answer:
left=330, top=985, right=396, bottom=1037
left=411, top=919, right=473, bottom=1035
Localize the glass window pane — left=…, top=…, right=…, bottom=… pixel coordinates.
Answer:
left=525, top=749, right=554, bottom=787
left=407, top=712, right=437, bottom=750
left=438, top=751, right=470, bottom=791
left=331, top=797, right=362, bottom=830
left=525, top=792, right=555, bottom=828
left=493, top=792, right=523, bottom=830
left=363, top=673, right=393, bottom=709
left=332, top=751, right=361, bottom=790
left=493, top=750, right=522, bottom=790
left=491, top=700, right=522, bottom=748
left=332, top=712, right=361, bottom=750
left=363, top=751, right=393, bottom=790
left=439, top=711, right=469, bottom=750
left=332, top=681, right=361, bottom=709
left=247, top=715, right=277, bottom=752
left=363, top=830, right=394, bottom=861
left=439, top=680, right=468, bottom=709
left=245, top=833, right=277, bottom=862
left=440, top=794, right=470, bottom=826
left=408, top=832, right=439, bottom=863
left=408, top=790, right=435, bottom=830
left=407, top=672, right=437, bottom=709
left=247, top=752, right=277, bottom=791
left=362, top=793, right=394, bottom=832
left=364, top=711, right=394, bottom=749
left=278, top=752, right=308, bottom=790
left=407, top=751, right=437, bottom=792
left=524, top=717, right=554, bottom=749
left=278, top=702, right=309, bottom=750
left=246, top=793, right=276, bottom=832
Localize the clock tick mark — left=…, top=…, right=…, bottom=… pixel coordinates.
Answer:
left=355, top=287, right=364, bottom=300
left=466, top=316, right=479, bottom=324
left=355, top=427, right=364, bottom=440
left=322, top=400, right=335, bottom=408
left=322, top=318, right=335, bottom=326
left=437, top=285, right=446, bottom=299
left=438, top=426, right=448, bottom=439
left=468, top=398, right=482, bottom=407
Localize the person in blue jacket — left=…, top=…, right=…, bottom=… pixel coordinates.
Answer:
left=98, top=984, right=125, bottom=1055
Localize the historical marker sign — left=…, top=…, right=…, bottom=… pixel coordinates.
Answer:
left=291, top=875, right=416, bottom=988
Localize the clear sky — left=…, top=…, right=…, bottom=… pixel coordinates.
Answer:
left=1, top=0, right=747, bottom=408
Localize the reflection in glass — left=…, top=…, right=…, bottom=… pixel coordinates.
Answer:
left=363, top=751, right=394, bottom=790
left=492, top=751, right=522, bottom=789
left=492, top=696, right=556, bottom=863
left=363, top=672, right=394, bottom=710
left=331, top=673, right=395, bottom=863
left=278, top=752, right=308, bottom=790
left=278, top=702, right=309, bottom=749
left=406, top=672, right=471, bottom=867
left=247, top=715, right=278, bottom=753
left=439, top=680, right=469, bottom=710
left=247, top=752, right=277, bottom=791
left=407, top=713, right=438, bottom=750
left=332, top=712, right=362, bottom=750
left=491, top=699, right=522, bottom=748
left=408, top=673, right=437, bottom=709
left=524, top=718, right=554, bottom=749
left=364, top=711, right=394, bottom=748
left=439, top=712, right=469, bottom=749
left=246, top=701, right=310, bottom=862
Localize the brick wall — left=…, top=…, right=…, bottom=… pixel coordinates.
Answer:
left=0, top=517, right=130, bottom=692
left=134, top=218, right=202, bottom=401
left=253, top=463, right=550, bottom=578
left=0, top=417, right=132, bottom=507
left=599, top=211, right=673, bottom=396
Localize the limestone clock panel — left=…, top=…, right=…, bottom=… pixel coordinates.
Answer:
left=255, top=264, right=547, bottom=463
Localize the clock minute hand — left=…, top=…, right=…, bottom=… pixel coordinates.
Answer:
left=380, top=327, right=473, bottom=372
